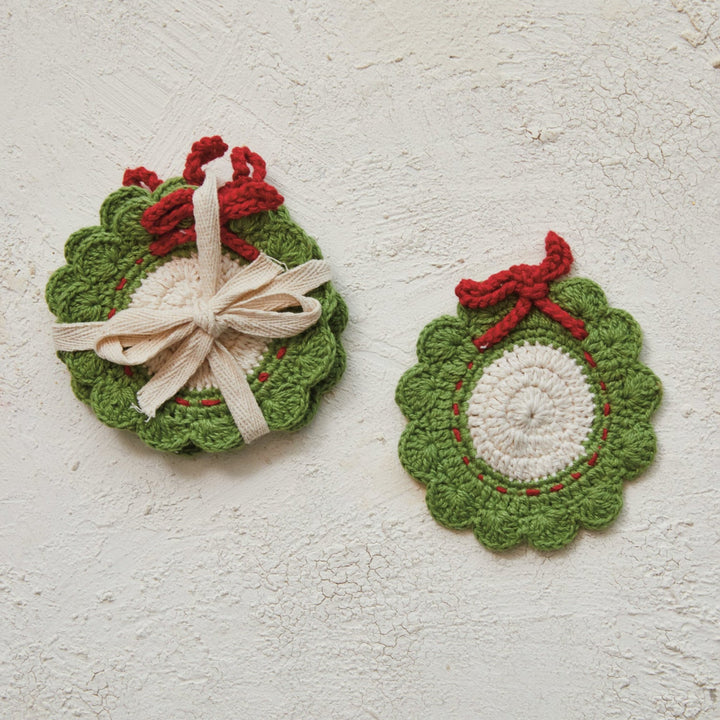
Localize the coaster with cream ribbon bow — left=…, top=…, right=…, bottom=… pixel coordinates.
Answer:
left=46, top=136, right=347, bottom=452
left=396, top=233, right=661, bottom=551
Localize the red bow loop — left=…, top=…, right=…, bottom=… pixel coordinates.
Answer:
left=183, top=136, right=229, bottom=185
left=456, top=231, right=588, bottom=352
left=230, top=146, right=267, bottom=183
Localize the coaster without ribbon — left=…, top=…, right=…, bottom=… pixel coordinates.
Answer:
left=46, top=136, right=347, bottom=453
left=396, top=232, right=661, bottom=551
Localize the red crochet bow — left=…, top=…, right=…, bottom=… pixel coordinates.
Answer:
left=455, top=231, right=588, bottom=352
left=123, top=136, right=284, bottom=262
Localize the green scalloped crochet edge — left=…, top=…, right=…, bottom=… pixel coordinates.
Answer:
left=396, top=277, right=661, bottom=551
left=46, top=178, right=347, bottom=453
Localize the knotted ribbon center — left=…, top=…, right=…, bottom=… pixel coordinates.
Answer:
left=192, top=299, right=226, bottom=338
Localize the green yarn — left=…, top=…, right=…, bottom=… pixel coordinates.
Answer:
left=396, top=277, right=661, bottom=551
left=46, top=177, right=347, bottom=453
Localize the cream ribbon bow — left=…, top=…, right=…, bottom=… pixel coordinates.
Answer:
left=53, top=171, right=332, bottom=443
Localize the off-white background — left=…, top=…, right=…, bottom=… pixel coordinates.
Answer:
left=1, top=1, right=719, bottom=718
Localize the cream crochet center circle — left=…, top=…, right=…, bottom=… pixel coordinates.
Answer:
left=129, top=254, right=269, bottom=390
left=467, top=342, right=595, bottom=482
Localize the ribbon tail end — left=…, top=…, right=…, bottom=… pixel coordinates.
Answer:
left=130, top=401, right=155, bottom=423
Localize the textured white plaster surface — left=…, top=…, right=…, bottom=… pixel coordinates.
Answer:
left=1, top=1, right=719, bottom=718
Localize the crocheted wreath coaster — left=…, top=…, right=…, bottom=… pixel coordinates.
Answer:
left=396, top=232, right=661, bottom=551
left=46, top=136, right=347, bottom=453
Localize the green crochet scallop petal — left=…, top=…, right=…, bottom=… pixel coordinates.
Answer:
left=45, top=265, right=78, bottom=318
left=90, top=377, right=144, bottom=432
left=64, top=227, right=101, bottom=264
left=70, top=375, right=93, bottom=404
left=286, top=323, right=337, bottom=386
left=61, top=351, right=111, bottom=386
left=416, top=316, right=471, bottom=365
left=550, top=278, right=608, bottom=322
left=74, top=228, right=133, bottom=282
left=181, top=406, right=241, bottom=453
left=191, top=416, right=242, bottom=452
left=311, top=337, right=346, bottom=399
left=523, top=505, right=581, bottom=551
left=99, top=186, right=154, bottom=246
left=262, top=380, right=315, bottom=431
left=398, top=422, right=444, bottom=486
left=614, top=421, right=657, bottom=478
left=584, top=309, right=642, bottom=368
left=327, top=291, right=349, bottom=336
left=303, top=292, right=347, bottom=401
left=426, top=477, right=484, bottom=530
left=473, top=507, right=524, bottom=552
left=137, top=407, right=193, bottom=454
left=572, top=479, right=624, bottom=530
left=105, top=197, right=154, bottom=247
left=396, top=365, right=454, bottom=423
left=53, top=279, right=112, bottom=323
left=229, top=207, right=316, bottom=268
left=616, top=363, right=663, bottom=419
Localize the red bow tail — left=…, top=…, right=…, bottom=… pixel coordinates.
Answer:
left=455, top=232, right=588, bottom=352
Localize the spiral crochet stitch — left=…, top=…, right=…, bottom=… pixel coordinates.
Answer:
left=396, top=232, right=661, bottom=551
left=46, top=136, right=347, bottom=453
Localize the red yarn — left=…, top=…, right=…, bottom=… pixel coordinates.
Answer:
left=134, top=136, right=285, bottom=262
left=455, top=231, right=588, bottom=352
left=183, top=136, right=229, bottom=185
left=123, top=167, right=163, bottom=191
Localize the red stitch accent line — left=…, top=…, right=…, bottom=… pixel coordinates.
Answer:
left=201, top=399, right=221, bottom=406
left=258, top=372, right=269, bottom=382
left=602, top=428, right=608, bottom=441
left=599, top=381, right=607, bottom=391
left=452, top=403, right=459, bottom=416
left=107, top=308, right=116, bottom=319
left=550, top=483, right=564, bottom=492
left=455, top=380, right=463, bottom=391
left=588, top=452, right=598, bottom=467
left=603, top=402, right=611, bottom=416
left=584, top=351, right=596, bottom=368
left=123, top=366, right=133, bottom=377
left=526, top=488, right=540, bottom=496
left=462, top=456, right=470, bottom=465
left=496, top=486, right=507, bottom=494
left=276, top=346, right=287, bottom=359
left=452, top=428, right=462, bottom=442
left=115, top=277, right=127, bottom=291
left=135, top=258, right=144, bottom=264
left=175, top=397, right=190, bottom=406
left=571, top=472, right=582, bottom=479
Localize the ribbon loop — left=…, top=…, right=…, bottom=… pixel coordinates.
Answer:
left=52, top=172, right=331, bottom=444
left=456, top=231, right=588, bottom=352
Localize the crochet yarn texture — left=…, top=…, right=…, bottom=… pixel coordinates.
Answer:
left=396, top=232, right=661, bottom=551
left=46, top=136, right=347, bottom=453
